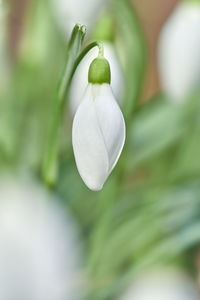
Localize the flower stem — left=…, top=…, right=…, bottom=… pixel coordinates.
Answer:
left=97, top=42, right=104, bottom=57
left=69, top=41, right=104, bottom=84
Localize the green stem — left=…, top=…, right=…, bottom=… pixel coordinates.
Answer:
left=57, top=25, right=86, bottom=104
left=69, top=41, right=104, bottom=87
left=97, top=42, right=104, bottom=57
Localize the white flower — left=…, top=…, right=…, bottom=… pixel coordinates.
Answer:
left=0, top=176, right=83, bottom=300
left=120, top=269, right=199, bottom=300
left=158, top=2, right=200, bottom=101
left=69, top=43, right=124, bottom=116
left=72, top=83, right=125, bottom=191
left=51, top=0, right=110, bottom=34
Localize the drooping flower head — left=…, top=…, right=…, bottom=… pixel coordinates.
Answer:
left=72, top=46, right=125, bottom=191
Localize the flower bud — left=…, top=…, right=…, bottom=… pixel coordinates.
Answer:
left=88, top=57, right=111, bottom=84
left=158, top=2, right=200, bottom=101
left=72, top=56, right=125, bottom=191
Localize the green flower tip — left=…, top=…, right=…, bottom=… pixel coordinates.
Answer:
left=88, top=57, right=111, bottom=84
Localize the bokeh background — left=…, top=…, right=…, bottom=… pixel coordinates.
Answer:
left=1, top=0, right=200, bottom=299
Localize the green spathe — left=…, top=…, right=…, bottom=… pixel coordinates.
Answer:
left=88, top=57, right=111, bottom=84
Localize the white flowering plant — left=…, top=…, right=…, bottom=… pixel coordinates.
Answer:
left=1, top=0, right=200, bottom=299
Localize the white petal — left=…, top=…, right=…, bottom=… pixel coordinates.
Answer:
left=72, top=85, right=109, bottom=191
left=72, top=84, right=125, bottom=191
left=94, top=84, right=126, bottom=173
left=69, top=43, right=124, bottom=116
left=158, top=2, right=200, bottom=101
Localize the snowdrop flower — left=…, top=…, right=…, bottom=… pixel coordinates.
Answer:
left=120, top=269, right=199, bottom=300
left=72, top=49, right=125, bottom=191
left=51, top=0, right=110, bottom=34
left=0, top=176, right=83, bottom=300
left=69, top=43, right=124, bottom=117
left=158, top=1, right=200, bottom=101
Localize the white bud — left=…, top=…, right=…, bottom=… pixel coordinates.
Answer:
left=158, top=2, right=200, bottom=101
left=72, top=83, right=125, bottom=191
left=69, top=43, right=124, bottom=117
